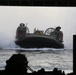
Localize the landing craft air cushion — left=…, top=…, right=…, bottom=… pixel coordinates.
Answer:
left=15, top=23, right=64, bottom=48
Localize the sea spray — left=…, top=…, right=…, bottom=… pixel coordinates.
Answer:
left=0, top=33, right=18, bottom=49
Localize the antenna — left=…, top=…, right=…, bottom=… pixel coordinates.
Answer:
left=26, top=23, right=28, bottom=26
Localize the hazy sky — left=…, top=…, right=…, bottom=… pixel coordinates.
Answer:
left=0, top=6, right=76, bottom=49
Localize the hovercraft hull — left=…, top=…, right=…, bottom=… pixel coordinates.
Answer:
left=15, top=36, right=64, bottom=48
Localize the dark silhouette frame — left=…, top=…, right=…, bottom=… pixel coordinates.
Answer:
left=0, top=0, right=75, bottom=74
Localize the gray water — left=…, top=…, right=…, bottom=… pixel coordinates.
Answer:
left=0, top=48, right=73, bottom=74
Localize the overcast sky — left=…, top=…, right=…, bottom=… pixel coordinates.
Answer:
left=0, top=6, right=76, bottom=49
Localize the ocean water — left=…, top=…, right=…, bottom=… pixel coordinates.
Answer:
left=0, top=48, right=73, bottom=74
